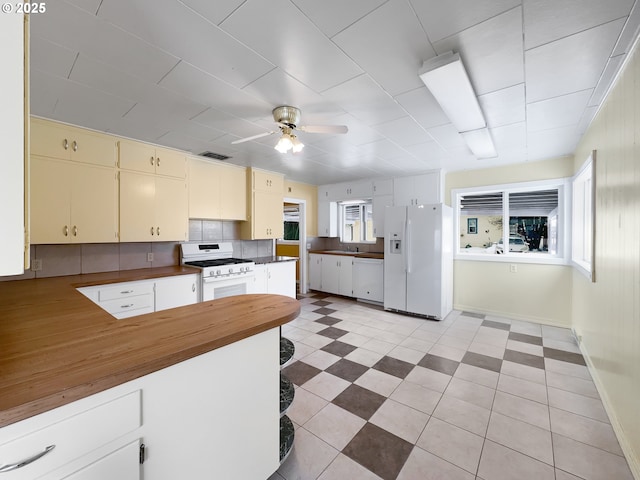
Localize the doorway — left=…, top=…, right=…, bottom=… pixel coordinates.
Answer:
left=278, top=198, right=307, bottom=295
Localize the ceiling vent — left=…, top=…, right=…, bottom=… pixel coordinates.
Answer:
left=199, top=151, right=231, bottom=161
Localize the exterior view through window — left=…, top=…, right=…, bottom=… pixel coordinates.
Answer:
left=340, top=201, right=375, bottom=243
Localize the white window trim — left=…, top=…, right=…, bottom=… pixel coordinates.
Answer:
left=571, top=152, right=595, bottom=281
left=451, top=178, right=572, bottom=265
left=338, top=200, right=376, bottom=244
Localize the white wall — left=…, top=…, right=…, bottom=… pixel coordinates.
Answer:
left=571, top=41, right=640, bottom=477
left=0, top=13, right=25, bottom=276
left=446, top=157, right=575, bottom=326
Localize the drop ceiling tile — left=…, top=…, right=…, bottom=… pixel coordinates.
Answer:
left=394, top=87, right=450, bottom=130
left=326, top=114, right=385, bottom=146
left=332, top=0, right=435, bottom=96
left=67, top=0, right=102, bottom=14
left=364, top=139, right=410, bottom=161
left=411, top=0, right=521, bottom=43
left=220, top=0, right=362, bottom=92
left=403, top=140, right=448, bottom=161
left=527, top=126, right=581, bottom=160
left=241, top=69, right=344, bottom=119
left=156, top=131, right=216, bottom=154
left=30, top=1, right=180, bottom=83
left=478, top=84, right=526, bottom=128
left=191, top=108, right=266, bottom=139
left=159, top=61, right=272, bottom=121
left=525, top=18, right=626, bottom=102
left=169, top=120, right=227, bottom=143
left=30, top=70, right=60, bottom=117
left=292, top=0, right=387, bottom=38
left=30, top=36, right=78, bottom=79
left=178, top=0, right=246, bottom=25
left=527, top=89, right=593, bottom=132
left=97, top=0, right=274, bottom=88
left=434, top=7, right=524, bottom=95
left=490, top=122, right=527, bottom=150
left=323, top=75, right=407, bottom=126
left=386, top=155, right=434, bottom=172
left=372, top=116, right=433, bottom=147
left=427, top=124, right=468, bottom=150
left=523, top=0, right=634, bottom=50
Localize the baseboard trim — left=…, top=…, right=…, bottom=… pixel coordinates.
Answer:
left=452, top=303, right=571, bottom=328
left=573, top=332, right=640, bottom=480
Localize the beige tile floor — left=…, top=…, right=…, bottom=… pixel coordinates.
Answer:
left=271, top=293, right=633, bottom=480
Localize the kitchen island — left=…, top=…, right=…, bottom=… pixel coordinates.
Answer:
left=0, top=269, right=300, bottom=479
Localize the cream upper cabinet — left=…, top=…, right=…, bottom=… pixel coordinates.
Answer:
left=119, top=171, right=187, bottom=242
left=241, top=168, right=284, bottom=240
left=119, top=139, right=186, bottom=179
left=188, top=158, right=246, bottom=220
left=31, top=118, right=117, bottom=167
left=31, top=156, right=118, bottom=244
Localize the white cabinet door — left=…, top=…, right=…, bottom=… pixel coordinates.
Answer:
left=62, top=441, right=141, bottom=480
left=317, top=201, right=337, bottom=237
left=414, top=172, right=441, bottom=205
left=253, top=264, right=268, bottom=294
left=154, top=274, right=198, bottom=311
left=266, top=261, right=296, bottom=299
left=347, top=180, right=373, bottom=199
left=372, top=194, right=393, bottom=238
left=320, top=255, right=341, bottom=295
left=393, top=176, right=415, bottom=206
left=338, top=257, right=353, bottom=297
left=372, top=179, right=393, bottom=196
left=309, top=254, right=323, bottom=291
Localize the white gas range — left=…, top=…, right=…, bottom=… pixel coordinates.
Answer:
left=181, top=242, right=255, bottom=301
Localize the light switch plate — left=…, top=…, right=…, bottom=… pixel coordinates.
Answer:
left=147, top=253, right=154, bottom=262
left=31, top=258, right=42, bottom=271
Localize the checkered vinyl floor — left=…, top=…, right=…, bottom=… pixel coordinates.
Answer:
left=271, top=293, right=633, bottom=480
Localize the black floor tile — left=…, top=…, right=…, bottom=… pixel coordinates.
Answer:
left=372, top=356, right=414, bottom=379
left=461, top=311, right=485, bottom=319
left=332, top=384, right=386, bottom=420
left=482, top=320, right=511, bottom=331
left=504, top=349, right=545, bottom=369
left=312, top=300, right=332, bottom=306
left=343, top=423, right=413, bottom=480
left=317, top=326, right=349, bottom=339
left=543, top=347, right=586, bottom=366
left=315, top=316, right=342, bottom=326
left=461, top=351, right=503, bottom=372
left=281, top=361, right=322, bottom=386
left=508, top=331, right=543, bottom=345
left=418, top=354, right=460, bottom=376
left=326, top=358, right=369, bottom=382
left=314, top=307, right=337, bottom=315
left=321, top=340, right=358, bottom=357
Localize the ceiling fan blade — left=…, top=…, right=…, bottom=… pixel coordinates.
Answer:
left=297, top=125, right=348, bottom=134
left=231, top=131, right=276, bottom=144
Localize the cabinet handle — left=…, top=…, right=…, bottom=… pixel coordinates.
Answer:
left=72, top=140, right=78, bottom=152
left=150, top=226, right=155, bottom=236
left=120, top=304, right=134, bottom=309
left=150, top=156, right=155, bottom=166
left=63, top=139, right=68, bottom=150
left=156, top=157, right=160, bottom=167
left=121, top=290, right=134, bottom=294
left=192, top=284, right=196, bottom=292
left=72, top=225, right=78, bottom=237
left=63, top=225, right=69, bottom=237
left=0, top=445, right=56, bottom=473
left=156, top=227, right=160, bottom=236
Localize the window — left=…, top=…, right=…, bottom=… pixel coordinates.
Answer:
left=283, top=204, right=299, bottom=241
left=340, top=200, right=375, bottom=243
left=572, top=151, right=595, bottom=280
left=453, top=179, right=568, bottom=262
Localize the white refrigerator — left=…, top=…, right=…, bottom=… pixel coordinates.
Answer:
left=384, top=204, right=453, bottom=320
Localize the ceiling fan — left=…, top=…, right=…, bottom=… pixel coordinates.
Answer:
left=231, top=106, right=348, bottom=153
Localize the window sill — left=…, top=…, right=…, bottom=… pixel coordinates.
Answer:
left=454, top=252, right=569, bottom=266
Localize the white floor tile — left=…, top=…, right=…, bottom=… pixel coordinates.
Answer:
left=428, top=343, right=466, bottom=362
left=387, top=345, right=425, bottom=364
left=445, top=377, right=495, bottom=410
left=301, top=349, right=341, bottom=370
left=318, top=453, right=382, bottom=480
left=354, top=368, right=402, bottom=397
left=500, top=360, right=546, bottom=385
left=550, top=407, right=623, bottom=455
left=478, top=440, right=555, bottom=480
left=304, top=403, right=366, bottom=451
left=432, top=394, right=491, bottom=436
left=454, top=363, right=499, bottom=389
left=277, top=427, right=339, bottom=480
left=369, top=398, right=429, bottom=443
left=497, top=374, right=548, bottom=404
left=286, top=387, right=328, bottom=426
left=344, top=347, right=385, bottom=367
left=546, top=371, right=599, bottom=398
left=397, top=447, right=474, bottom=480
left=492, top=391, right=550, bottom=430
left=390, top=381, right=442, bottom=415
left=548, top=387, right=609, bottom=423
left=302, top=372, right=351, bottom=401
left=405, top=365, right=452, bottom=393
left=486, top=411, right=554, bottom=464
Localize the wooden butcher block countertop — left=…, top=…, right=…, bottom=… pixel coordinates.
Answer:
left=0, top=267, right=301, bottom=428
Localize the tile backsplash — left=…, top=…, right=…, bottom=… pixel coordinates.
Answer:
left=1, top=220, right=273, bottom=281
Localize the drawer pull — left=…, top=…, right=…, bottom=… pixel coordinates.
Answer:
left=120, top=290, right=134, bottom=294
left=0, top=445, right=56, bottom=473
left=121, top=304, right=134, bottom=308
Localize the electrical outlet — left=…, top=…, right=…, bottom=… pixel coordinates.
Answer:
left=510, top=264, right=517, bottom=273
left=147, top=253, right=154, bottom=262
left=31, top=258, right=42, bottom=271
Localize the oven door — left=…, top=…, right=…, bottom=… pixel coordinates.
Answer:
left=201, top=274, right=255, bottom=301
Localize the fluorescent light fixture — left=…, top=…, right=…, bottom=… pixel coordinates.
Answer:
left=461, top=128, right=497, bottom=159
left=419, top=52, right=497, bottom=159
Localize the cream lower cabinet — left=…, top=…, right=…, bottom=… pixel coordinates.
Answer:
left=0, top=329, right=279, bottom=480
left=30, top=156, right=118, bottom=244
left=119, top=171, right=187, bottom=242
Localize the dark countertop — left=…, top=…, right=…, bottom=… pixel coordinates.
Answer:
left=309, top=250, right=384, bottom=260
left=251, top=256, right=299, bottom=264
left=0, top=267, right=300, bottom=427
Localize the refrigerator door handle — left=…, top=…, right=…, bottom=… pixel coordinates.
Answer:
left=406, top=219, right=412, bottom=274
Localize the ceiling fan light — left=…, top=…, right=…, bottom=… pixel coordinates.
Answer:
left=274, top=134, right=293, bottom=153
left=291, top=135, right=304, bottom=153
